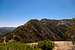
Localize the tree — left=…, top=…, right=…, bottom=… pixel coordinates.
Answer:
left=38, top=40, right=54, bottom=50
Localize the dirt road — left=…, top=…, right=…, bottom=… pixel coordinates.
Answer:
left=54, top=41, right=73, bottom=50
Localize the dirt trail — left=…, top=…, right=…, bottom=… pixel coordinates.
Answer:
left=54, top=41, right=73, bottom=50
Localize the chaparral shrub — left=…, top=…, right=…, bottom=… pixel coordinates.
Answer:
left=38, top=40, right=54, bottom=50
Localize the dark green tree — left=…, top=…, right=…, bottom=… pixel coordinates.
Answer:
left=38, top=40, right=54, bottom=50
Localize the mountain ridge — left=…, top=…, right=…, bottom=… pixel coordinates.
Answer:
left=0, top=18, right=75, bottom=43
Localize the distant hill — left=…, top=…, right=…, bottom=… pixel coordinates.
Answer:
left=0, top=27, right=16, bottom=36
left=1, top=18, right=75, bottom=43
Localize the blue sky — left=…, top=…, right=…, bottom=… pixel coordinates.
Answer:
left=0, top=0, right=75, bottom=27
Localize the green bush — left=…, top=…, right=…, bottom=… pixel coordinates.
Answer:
left=0, top=42, right=40, bottom=50
left=38, top=40, right=54, bottom=50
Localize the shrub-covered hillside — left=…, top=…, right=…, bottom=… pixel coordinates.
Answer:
left=1, top=18, right=75, bottom=43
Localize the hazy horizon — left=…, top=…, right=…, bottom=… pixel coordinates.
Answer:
left=0, top=0, right=75, bottom=27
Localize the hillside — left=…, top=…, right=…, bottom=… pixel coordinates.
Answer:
left=1, top=18, right=75, bottom=43
left=0, top=27, right=16, bottom=36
